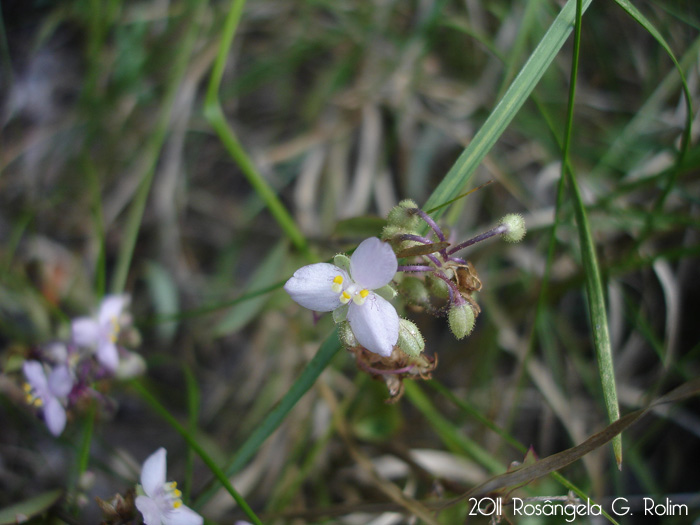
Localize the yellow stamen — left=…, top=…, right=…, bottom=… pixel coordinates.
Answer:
left=34, top=398, right=43, bottom=407
left=173, top=489, right=182, bottom=498
left=23, top=383, right=32, bottom=393
left=173, top=500, right=182, bottom=509
left=168, top=481, right=177, bottom=489
left=340, top=291, right=352, bottom=304
left=352, top=289, right=370, bottom=306
left=331, top=275, right=344, bottom=293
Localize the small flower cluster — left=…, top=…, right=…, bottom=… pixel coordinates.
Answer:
left=285, top=199, right=526, bottom=401
left=20, top=295, right=145, bottom=436
left=97, top=448, right=203, bottom=525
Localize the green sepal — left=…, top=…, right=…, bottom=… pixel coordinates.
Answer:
left=337, top=321, right=358, bottom=348
left=374, top=284, right=397, bottom=302
left=397, top=318, right=425, bottom=357
left=333, top=253, right=351, bottom=273
left=332, top=303, right=349, bottom=323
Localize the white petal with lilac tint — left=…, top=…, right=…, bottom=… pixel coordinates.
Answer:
left=48, top=366, right=73, bottom=398
left=72, top=317, right=100, bottom=347
left=350, top=237, right=397, bottom=290
left=23, top=361, right=48, bottom=394
left=141, top=448, right=167, bottom=496
left=284, top=263, right=348, bottom=312
left=167, top=506, right=204, bottom=525
left=43, top=397, right=67, bottom=436
left=97, top=341, right=119, bottom=371
left=135, top=496, right=161, bottom=525
left=347, top=293, right=399, bottom=357
left=98, top=295, right=128, bottom=325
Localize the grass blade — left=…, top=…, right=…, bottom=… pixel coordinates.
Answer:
left=421, top=0, right=593, bottom=219
left=204, top=0, right=312, bottom=261
left=193, top=327, right=342, bottom=509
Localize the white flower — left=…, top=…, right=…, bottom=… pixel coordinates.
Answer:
left=72, top=295, right=129, bottom=371
left=135, top=448, right=203, bottom=525
left=284, top=237, right=399, bottom=357
left=23, top=360, right=74, bottom=436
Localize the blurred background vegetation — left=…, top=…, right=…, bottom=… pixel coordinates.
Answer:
left=1, top=0, right=699, bottom=523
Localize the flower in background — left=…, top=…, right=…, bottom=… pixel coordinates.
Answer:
left=22, top=360, right=74, bottom=436
left=284, top=237, right=399, bottom=357
left=72, top=295, right=130, bottom=371
left=135, top=448, right=202, bottom=525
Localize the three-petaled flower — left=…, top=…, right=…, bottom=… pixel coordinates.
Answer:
left=135, top=448, right=203, bottom=525
left=72, top=295, right=129, bottom=371
left=22, top=360, right=74, bottom=436
left=284, top=237, right=399, bottom=357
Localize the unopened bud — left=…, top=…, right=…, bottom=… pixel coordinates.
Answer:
left=399, top=276, right=430, bottom=306
left=387, top=199, right=421, bottom=231
left=338, top=321, right=359, bottom=349
left=500, top=213, right=526, bottom=243
left=448, top=303, right=475, bottom=340
left=426, top=273, right=450, bottom=299
left=333, top=253, right=351, bottom=273
left=397, top=318, right=425, bottom=357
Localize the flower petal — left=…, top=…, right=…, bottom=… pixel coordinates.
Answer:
left=347, top=293, right=399, bottom=357
left=44, top=397, right=67, bottom=436
left=349, top=238, right=397, bottom=290
left=23, top=361, right=48, bottom=394
left=98, top=295, right=129, bottom=325
left=284, top=263, right=347, bottom=312
left=97, top=341, right=119, bottom=371
left=135, top=495, right=162, bottom=525
left=72, top=318, right=100, bottom=347
left=48, top=366, right=74, bottom=398
left=141, top=448, right=167, bottom=497
left=166, top=505, right=204, bottom=525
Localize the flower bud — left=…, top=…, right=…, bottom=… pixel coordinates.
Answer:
left=338, top=321, right=359, bottom=349
left=387, top=199, right=420, bottom=231
left=399, top=276, right=430, bottom=306
left=426, top=273, right=450, bottom=299
left=333, top=253, right=351, bottom=273
left=499, top=213, right=526, bottom=243
left=448, top=303, right=475, bottom=340
left=397, top=318, right=425, bottom=357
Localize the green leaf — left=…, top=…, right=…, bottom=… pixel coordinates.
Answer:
left=144, top=262, right=180, bottom=341
left=0, top=490, right=62, bottom=525
left=214, top=240, right=288, bottom=336
left=421, top=0, right=593, bottom=220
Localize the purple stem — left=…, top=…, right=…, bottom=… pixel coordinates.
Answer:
left=433, top=271, right=465, bottom=306
left=357, top=359, right=415, bottom=376
left=398, top=233, right=434, bottom=245
left=447, top=224, right=507, bottom=255
left=412, top=208, right=446, bottom=242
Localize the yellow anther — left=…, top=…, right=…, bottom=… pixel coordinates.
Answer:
left=34, top=398, right=43, bottom=407
left=340, top=291, right=352, bottom=304
left=23, top=383, right=32, bottom=393
left=25, top=394, right=34, bottom=404
left=352, top=290, right=370, bottom=306
left=359, top=289, right=369, bottom=299
left=331, top=275, right=344, bottom=293
left=173, top=489, right=182, bottom=498
left=173, top=500, right=182, bottom=509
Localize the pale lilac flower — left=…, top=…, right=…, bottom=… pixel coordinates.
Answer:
left=72, top=295, right=129, bottom=371
left=22, top=360, right=74, bottom=436
left=135, top=448, right=202, bottom=525
left=284, top=237, right=399, bottom=357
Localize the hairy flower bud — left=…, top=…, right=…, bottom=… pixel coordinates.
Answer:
left=397, top=318, right=425, bottom=357
left=338, top=321, right=359, bottom=349
left=448, top=303, right=475, bottom=340
left=426, top=273, right=450, bottom=299
left=499, top=213, right=526, bottom=243
left=387, top=199, right=420, bottom=231
left=399, top=276, right=430, bottom=306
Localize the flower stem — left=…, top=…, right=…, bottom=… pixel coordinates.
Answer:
left=447, top=224, right=507, bottom=255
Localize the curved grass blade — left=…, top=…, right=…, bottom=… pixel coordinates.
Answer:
left=204, top=0, right=312, bottom=261
left=192, top=327, right=343, bottom=509
left=421, top=0, right=593, bottom=220
left=442, top=377, right=700, bottom=506
left=0, top=490, right=63, bottom=525
left=560, top=0, right=622, bottom=468
left=612, top=0, right=693, bottom=218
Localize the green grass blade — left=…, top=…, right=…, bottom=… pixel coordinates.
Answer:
left=204, top=0, right=312, bottom=261
left=612, top=0, right=693, bottom=216
left=561, top=0, right=621, bottom=468
left=131, top=379, right=263, bottom=525
left=110, top=3, right=204, bottom=294
left=193, top=327, right=342, bottom=509
left=421, top=0, right=593, bottom=219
